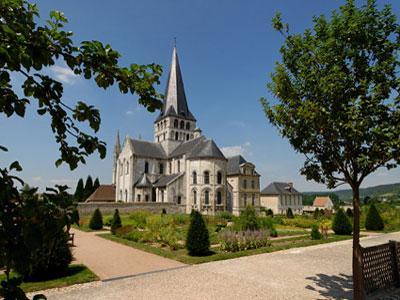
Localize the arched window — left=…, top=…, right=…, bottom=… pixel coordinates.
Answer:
left=217, top=191, right=222, bottom=205
left=193, top=190, right=197, bottom=204
left=125, top=190, right=128, bottom=202
left=204, top=171, right=210, bottom=184
left=174, top=119, right=178, bottom=128
left=126, top=161, right=129, bottom=174
left=144, top=161, right=149, bottom=173
left=180, top=120, right=184, bottom=129
left=163, top=133, right=166, bottom=140
left=217, top=172, right=222, bottom=184
left=243, top=179, right=247, bottom=189
left=169, top=162, right=172, bottom=173
left=157, top=123, right=160, bottom=131
left=145, top=194, right=149, bottom=202
left=137, top=194, right=141, bottom=202
left=161, top=190, right=164, bottom=202
left=192, top=171, right=197, bottom=184
left=186, top=122, right=190, bottom=130
left=204, top=190, right=209, bottom=205
left=119, top=190, right=122, bottom=200
left=186, top=134, right=189, bottom=141
left=177, top=160, right=180, bottom=173
left=159, top=163, right=164, bottom=174
left=177, top=196, right=181, bottom=204
left=175, top=132, right=179, bottom=141
left=251, top=180, right=255, bottom=189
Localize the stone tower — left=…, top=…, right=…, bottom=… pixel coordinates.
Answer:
left=112, top=131, right=121, bottom=185
left=154, top=46, right=197, bottom=154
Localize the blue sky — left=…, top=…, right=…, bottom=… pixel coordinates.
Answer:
left=2, top=0, right=400, bottom=192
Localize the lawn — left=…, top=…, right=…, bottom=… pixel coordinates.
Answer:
left=0, top=264, right=98, bottom=293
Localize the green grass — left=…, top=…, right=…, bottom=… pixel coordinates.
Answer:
left=99, top=233, right=353, bottom=265
left=0, top=264, right=98, bottom=293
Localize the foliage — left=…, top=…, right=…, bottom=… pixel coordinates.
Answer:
left=161, top=208, right=167, bottom=215
left=239, top=205, right=259, bottom=231
left=89, top=209, right=103, bottom=230
left=346, top=208, right=353, bottom=218
left=332, top=209, right=353, bottom=235
left=286, top=207, right=294, bottom=218
left=282, top=216, right=317, bottom=229
left=218, top=230, right=270, bottom=252
left=216, top=211, right=233, bottom=221
left=93, top=178, right=100, bottom=191
left=313, top=208, right=321, bottom=219
left=310, top=225, right=322, bottom=240
left=111, top=209, right=122, bottom=235
left=365, top=204, right=384, bottom=231
left=186, top=211, right=210, bottom=256
left=74, top=179, right=84, bottom=202
left=128, top=211, right=152, bottom=228
left=266, top=209, right=274, bottom=217
left=84, top=176, right=93, bottom=200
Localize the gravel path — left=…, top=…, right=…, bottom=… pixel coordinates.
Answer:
left=70, top=228, right=185, bottom=280
left=33, top=231, right=400, bottom=300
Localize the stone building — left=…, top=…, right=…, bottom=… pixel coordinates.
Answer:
left=112, top=46, right=260, bottom=215
left=260, top=182, right=303, bottom=215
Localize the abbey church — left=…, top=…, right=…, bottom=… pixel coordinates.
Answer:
left=112, top=46, right=261, bottom=215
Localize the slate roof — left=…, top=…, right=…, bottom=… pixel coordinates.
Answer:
left=130, top=139, right=167, bottom=159
left=156, top=46, right=196, bottom=122
left=261, top=182, right=301, bottom=195
left=227, top=155, right=247, bottom=175
left=187, top=139, right=226, bottom=160
left=136, top=174, right=152, bottom=188
left=86, top=185, right=116, bottom=202
left=153, top=173, right=183, bottom=187
left=170, top=136, right=205, bottom=157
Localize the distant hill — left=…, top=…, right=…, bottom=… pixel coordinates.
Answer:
left=304, top=182, right=400, bottom=203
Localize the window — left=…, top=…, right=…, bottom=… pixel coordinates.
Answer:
left=125, top=190, right=128, bottom=202
left=244, top=194, right=247, bottom=206
left=177, top=196, right=181, bottom=204
left=204, top=171, right=210, bottom=184
left=137, top=194, right=141, bottom=202
left=174, top=119, right=178, bottom=128
left=169, top=162, right=172, bottom=173
left=243, top=179, right=247, bottom=189
left=161, top=190, right=164, bottom=202
left=119, top=190, right=122, bottom=200
left=192, top=171, right=197, bottom=184
left=186, top=134, right=189, bottom=141
left=193, top=190, right=197, bottom=204
left=252, top=194, right=255, bottom=206
left=217, top=172, right=222, bottom=184
left=163, top=133, right=166, bottom=140
left=204, top=191, right=209, bottom=205
left=145, top=195, right=149, bottom=202
left=217, top=191, right=222, bottom=205
left=159, top=163, right=164, bottom=174
left=177, top=160, right=180, bottom=172
left=175, top=132, right=179, bottom=140
left=126, top=161, right=129, bottom=174
left=251, top=180, right=255, bottom=189
left=180, top=120, right=184, bottom=129
left=144, top=161, right=149, bottom=173
left=186, top=122, right=190, bottom=130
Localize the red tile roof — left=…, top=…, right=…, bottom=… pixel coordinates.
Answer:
left=313, top=196, right=332, bottom=207
left=86, top=185, right=116, bottom=202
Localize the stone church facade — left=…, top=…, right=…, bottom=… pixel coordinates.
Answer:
left=112, top=46, right=260, bottom=215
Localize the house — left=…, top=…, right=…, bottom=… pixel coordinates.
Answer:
left=260, top=182, right=303, bottom=215
left=86, top=185, right=116, bottom=203
left=313, top=196, right=334, bottom=210
left=112, top=46, right=260, bottom=215
left=226, top=155, right=261, bottom=216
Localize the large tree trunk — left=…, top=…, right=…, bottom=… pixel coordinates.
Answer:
left=352, top=185, right=364, bottom=299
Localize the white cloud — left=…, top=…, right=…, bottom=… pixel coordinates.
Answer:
left=50, top=65, right=78, bottom=85
left=49, top=178, right=75, bottom=186
left=126, top=105, right=143, bottom=116
left=221, top=142, right=252, bottom=158
left=31, top=176, right=42, bottom=182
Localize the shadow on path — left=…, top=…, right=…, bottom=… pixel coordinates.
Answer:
left=305, top=273, right=353, bottom=299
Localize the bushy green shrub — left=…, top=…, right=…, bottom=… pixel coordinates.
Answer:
left=365, top=204, right=384, bottom=231
left=313, top=208, right=320, bottom=219
left=219, top=230, right=270, bottom=252
left=111, top=209, right=122, bottom=235
left=89, top=208, right=103, bottom=230
left=161, top=208, right=167, bottom=215
left=332, top=209, right=352, bottom=235
left=104, top=216, right=113, bottom=226
left=346, top=208, right=353, bottom=218
left=266, top=209, right=274, bottom=217
left=172, top=214, right=189, bottom=225
left=129, top=211, right=151, bottom=228
left=124, top=230, right=143, bottom=242
left=282, top=216, right=316, bottom=229
left=311, top=224, right=322, bottom=240
left=239, top=206, right=259, bottom=231
left=216, top=211, right=233, bottom=221
left=286, top=208, right=294, bottom=218
left=270, top=227, right=278, bottom=237
left=186, top=210, right=210, bottom=256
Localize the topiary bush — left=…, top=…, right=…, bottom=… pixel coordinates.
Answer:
left=286, top=207, right=294, bottom=218
left=89, top=208, right=103, bottom=230
left=161, top=208, right=167, bottom=215
left=365, top=204, right=384, bottom=231
left=186, top=210, right=210, bottom=256
left=266, top=209, right=274, bottom=217
left=310, top=224, right=322, bottom=240
left=332, top=209, right=352, bottom=235
left=240, top=205, right=259, bottom=231
left=111, top=209, right=122, bottom=235
left=346, top=208, right=353, bottom=218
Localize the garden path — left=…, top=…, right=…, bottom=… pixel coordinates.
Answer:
left=70, top=228, right=185, bottom=280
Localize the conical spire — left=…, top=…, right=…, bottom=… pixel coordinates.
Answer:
left=114, top=131, right=121, bottom=154
left=157, top=45, right=195, bottom=121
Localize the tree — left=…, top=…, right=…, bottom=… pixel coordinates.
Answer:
left=89, top=208, right=103, bottom=230
left=262, top=1, right=400, bottom=297
left=310, top=224, right=322, bottom=240
left=346, top=208, right=354, bottom=218
left=93, top=177, right=100, bottom=191
left=74, top=178, right=84, bottom=202
left=239, top=205, right=259, bottom=231
left=84, top=176, right=94, bottom=200
left=186, top=210, right=210, bottom=256
left=1, top=0, right=162, bottom=297
left=332, top=209, right=353, bottom=235
left=286, top=207, right=294, bottom=218
left=111, top=209, right=122, bottom=235
left=365, top=204, right=384, bottom=231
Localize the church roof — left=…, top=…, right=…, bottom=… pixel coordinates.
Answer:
left=156, top=46, right=196, bottom=122
left=114, top=131, right=121, bottom=154
left=153, top=173, right=183, bottom=187
left=136, top=174, right=152, bottom=188
left=227, top=155, right=247, bottom=175
left=261, top=182, right=301, bottom=195
left=130, top=139, right=167, bottom=159
left=187, top=139, right=226, bottom=160
left=170, top=136, right=205, bottom=157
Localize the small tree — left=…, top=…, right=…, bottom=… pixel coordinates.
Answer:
left=186, top=210, right=210, bottom=256
left=74, top=178, right=85, bottom=202
left=111, top=209, right=122, bottom=235
left=286, top=207, right=294, bottom=218
left=240, top=205, right=259, bottom=231
left=84, top=176, right=94, bottom=200
left=89, top=208, right=103, bottom=230
left=332, top=209, right=353, bottom=235
left=346, top=208, right=354, bottom=218
left=311, top=224, right=322, bottom=240
left=365, top=204, right=384, bottom=231
left=93, top=177, right=100, bottom=190
left=266, top=208, right=274, bottom=217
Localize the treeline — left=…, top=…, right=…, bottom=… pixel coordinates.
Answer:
left=74, top=176, right=100, bottom=202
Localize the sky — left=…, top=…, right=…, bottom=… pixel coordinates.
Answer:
left=2, top=0, right=400, bottom=193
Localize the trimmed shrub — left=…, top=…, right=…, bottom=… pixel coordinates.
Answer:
left=365, top=204, right=384, bottom=231
left=89, top=208, right=103, bottom=230
left=240, top=205, right=259, bottom=231
left=266, top=209, right=274, bottom=217
left=218, top=230, right=270, bottom=252
left=286, top=207, right=294, bottom=218
left=186, top=210, right=210, bottom=256
left=161, top=208, right=167, bottom=215
left=111, top=209, right=122, bottom=235
left=346, top=208, right=353, bottom=218
left=332, top=209, right=352, bottom=235
left=311, top=224, right=322, bottom=240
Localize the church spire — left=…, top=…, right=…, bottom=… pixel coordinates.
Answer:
left=157, top=45, right=196, bottom=121
left=114, top=131, right=121, bottom=154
